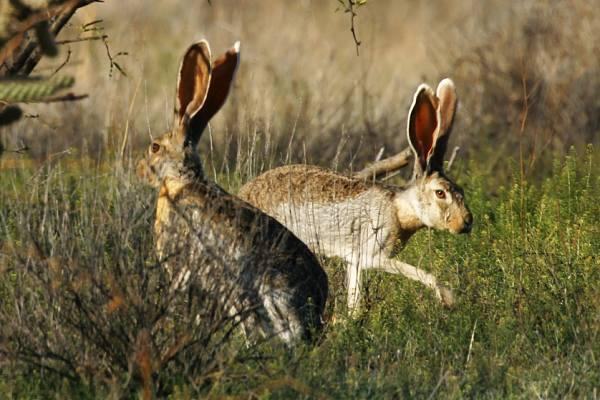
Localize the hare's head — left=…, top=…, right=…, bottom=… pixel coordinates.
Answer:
left=405, top=79, right=473, bottom=234
left=137, top=40, right=240, bottom=188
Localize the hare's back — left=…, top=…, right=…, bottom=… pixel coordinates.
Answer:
left=238, top=164, right=374, bottom=212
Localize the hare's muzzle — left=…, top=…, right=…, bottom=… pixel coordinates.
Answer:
left=459, top=211, right=473, bottom=234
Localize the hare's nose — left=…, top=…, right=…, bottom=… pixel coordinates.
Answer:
left=461, top=213, right=473, bottom=234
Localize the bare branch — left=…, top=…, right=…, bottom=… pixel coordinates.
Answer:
left=353, top=146, right=412, bottom=180
left=337, top=0, right=363, bottom=55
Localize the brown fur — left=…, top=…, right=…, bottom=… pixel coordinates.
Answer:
left=238, top=79, right=471, bottom=312
left=238, top=164, right=385, bottom=210
left=137, top=40, right=329, bottom=343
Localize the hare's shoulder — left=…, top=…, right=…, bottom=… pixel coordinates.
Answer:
left=239, top=164, right=386, bottom=209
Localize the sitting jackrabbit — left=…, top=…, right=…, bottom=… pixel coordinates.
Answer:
left=238, top=79, right=472, bottom=313
left=137, top=40, right=328, bottom=344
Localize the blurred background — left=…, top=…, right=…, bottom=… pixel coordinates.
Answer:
left=1, top=0, right=598, bottom=182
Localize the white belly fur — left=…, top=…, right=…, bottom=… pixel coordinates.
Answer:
left=271, top=190, right=394, bottom=269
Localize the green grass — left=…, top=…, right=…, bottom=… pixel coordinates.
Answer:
left=0, top=148, right=598, bottom=398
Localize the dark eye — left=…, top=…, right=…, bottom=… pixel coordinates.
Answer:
left=435, top=190, right=446, bottom=199
left=151, top=143, right=160, bottom=153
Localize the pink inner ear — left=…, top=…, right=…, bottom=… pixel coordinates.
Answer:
left=413, top=96, right=438, bottom=168
left=177, top=43, right=211, bottom=123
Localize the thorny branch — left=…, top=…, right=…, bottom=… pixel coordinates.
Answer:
left=0, top=0, right=101, bottom=77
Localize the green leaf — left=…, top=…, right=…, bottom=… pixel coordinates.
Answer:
left=0, top=75, right=75, bottom=103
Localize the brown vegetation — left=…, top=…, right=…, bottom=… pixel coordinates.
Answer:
left=1, top=0, right=597, bottom=181
left=0, top=171, right=256, bottom=396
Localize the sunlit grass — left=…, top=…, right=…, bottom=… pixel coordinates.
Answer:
left=1, top=147, right=597, bottom=398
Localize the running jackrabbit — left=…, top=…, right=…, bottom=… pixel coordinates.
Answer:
left=238, top=79, right=472, bottom=313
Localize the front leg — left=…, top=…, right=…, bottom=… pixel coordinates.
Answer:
left=378, top=258, right=454, bottom=306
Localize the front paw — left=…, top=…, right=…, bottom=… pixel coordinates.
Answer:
left=437, top=285, right=455, bottom=308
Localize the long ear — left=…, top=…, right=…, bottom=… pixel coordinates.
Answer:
left=175, top=40, right=212, bottom=143
left=428, top=78, right=458, bottom=171
left=186, top=41, right=240, bottom=146
left=407, top=84, right=439, bottom=177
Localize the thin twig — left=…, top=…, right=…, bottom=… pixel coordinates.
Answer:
left=102, top=37, right=128, bottom=77
left=348, top=1, right=361, bottom=56
left=338, top=0, right=362, bottom=55
left=82, top=19, right=104, bottom=31
left=465, top=319, right=477, bottom=366
left=56, top=35, right=108, bottom=45
left=51, top=47, right=71, bottom=76
left=446, top=146, right=460, bottom=170
left=380, top=169, right=403, bottom=182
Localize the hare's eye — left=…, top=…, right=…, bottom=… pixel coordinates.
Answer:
left=151, top=143, right=160, bottom=153
left=435, top=190, right=446, bottom=199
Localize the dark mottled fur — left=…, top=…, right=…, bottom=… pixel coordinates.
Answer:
left=157, top=181, right=327, bottom=341
left=137, top=40, right=328, bottom=344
